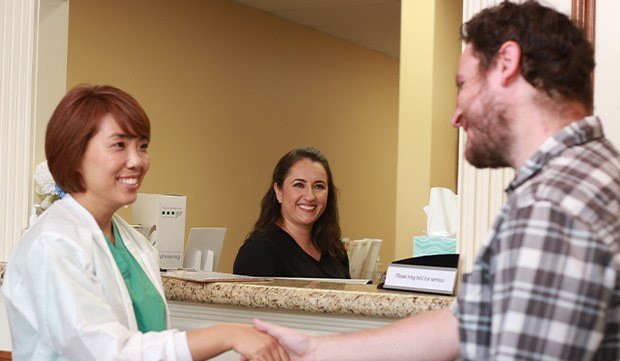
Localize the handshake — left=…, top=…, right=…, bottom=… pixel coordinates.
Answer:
left=232, top=319, right=315, bottom=361
left=216, top=308, right=459, bottom=361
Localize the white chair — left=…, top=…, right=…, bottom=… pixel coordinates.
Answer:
left=348, top=238, right=371, bottom=279
left=347, top=239, right=361, bottom=278
left=360, top=239, right=382, bottom=280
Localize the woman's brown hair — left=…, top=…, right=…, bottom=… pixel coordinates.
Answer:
left=45, top=84, right=150, bottom=193
left=248, top=147, right=346, bottom=259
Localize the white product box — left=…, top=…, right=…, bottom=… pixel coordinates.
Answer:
left=132, top=193, right=186, bottom=268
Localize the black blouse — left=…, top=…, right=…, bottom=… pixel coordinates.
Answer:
left=233, top=227, right=350, bottom=279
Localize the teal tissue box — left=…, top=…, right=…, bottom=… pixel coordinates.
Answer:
left=413, top=236, right=456, bottom=257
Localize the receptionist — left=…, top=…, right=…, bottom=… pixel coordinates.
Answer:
left=233, top=147, right=350, bottom=278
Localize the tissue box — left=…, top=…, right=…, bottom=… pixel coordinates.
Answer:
left=413, top=236, right=456, bottom=257
left=132, top=193, right=186, bottom=268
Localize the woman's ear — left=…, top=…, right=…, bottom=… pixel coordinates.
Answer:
left=273, top=183, right=283, bottom=203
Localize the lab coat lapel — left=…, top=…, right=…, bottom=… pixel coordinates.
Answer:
left=61, top=194, right=139, bottom=330
left=113, top=216, right=171, bottom=326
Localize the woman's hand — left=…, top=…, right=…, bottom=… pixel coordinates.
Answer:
left=187, top=323, right=288, bottom=361
left=252, top=319, right=316, bottom=361
left=231, top=323, right=289, bottom=361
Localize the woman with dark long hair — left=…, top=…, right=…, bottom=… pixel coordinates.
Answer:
left=233, top=147, right=350, bottom=278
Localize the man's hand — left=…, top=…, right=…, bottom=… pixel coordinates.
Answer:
left=251, top=309, right=460, bottom=361
left=232, top=323, right=290, bottom=361
left=252, top=319, right=317, bottom=361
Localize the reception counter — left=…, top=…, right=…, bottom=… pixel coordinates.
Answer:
left=1, top=263, right=454, bottom=359
left=163, top=275, right=453, bottom=359
left=162, top=276, right=452, bottom=319
left=1, top=263, right=453, bottom=319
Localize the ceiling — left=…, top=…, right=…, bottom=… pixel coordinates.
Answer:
left=233, top=0, right=401, bottom=59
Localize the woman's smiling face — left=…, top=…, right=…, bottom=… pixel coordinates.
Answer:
left=78, top=113, right=150, bottom=214
left=275, top=158, right=329, bottom=231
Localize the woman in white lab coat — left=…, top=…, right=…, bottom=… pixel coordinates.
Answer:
left=1, top=85, right=287, bottom=361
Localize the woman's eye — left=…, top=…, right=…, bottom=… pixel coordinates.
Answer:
left=314, top=184, right=326, bottom=190
left=140, top=143, right=149, bottom=151
left=113, top=142, right=126, bottom=149
left=293, top=183, right=303, bottom=188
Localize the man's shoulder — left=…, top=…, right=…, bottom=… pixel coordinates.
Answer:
left=516, top=137, right=620, bottom=224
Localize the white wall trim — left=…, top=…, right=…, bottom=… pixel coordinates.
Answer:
left=594, top=2, right=620, bottom=149
left=456, top=134, right=512, bottom=272
left=0, top=0, right=39, bottom=261
left=456, top=0, right=572, bottom=273
left=457, top=0, right=518, bottom=273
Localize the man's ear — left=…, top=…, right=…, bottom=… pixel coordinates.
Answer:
left=496, top=40, right=522, bottom=86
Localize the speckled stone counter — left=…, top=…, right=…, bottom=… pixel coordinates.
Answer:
left=0, top=263, right=452, bottom=319
left=162, top=276, right=453, bottom=319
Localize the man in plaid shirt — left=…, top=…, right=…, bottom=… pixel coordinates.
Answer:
left=254, top=2, right=620, bottom=360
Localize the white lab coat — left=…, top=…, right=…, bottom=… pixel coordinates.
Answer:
left=1, top=195, right=192, bottom=360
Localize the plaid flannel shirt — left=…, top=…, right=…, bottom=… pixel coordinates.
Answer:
left=455, top=116, right=620, bottom=360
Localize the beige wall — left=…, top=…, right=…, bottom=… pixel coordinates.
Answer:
left=67, top=0, right=400, bottom=272
left=35, top=0, right=69, bottom=171
left=430, top=1, right=461, bottom=188
left=32, top=0, right=69, bottom=214
left=394, top=0, right=461, bottom=259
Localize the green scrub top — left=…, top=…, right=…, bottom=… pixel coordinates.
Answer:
left=104, top=221, right=167, bottom=332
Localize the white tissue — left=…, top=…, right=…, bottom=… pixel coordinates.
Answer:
left=422, top=187, right=458, bottom=237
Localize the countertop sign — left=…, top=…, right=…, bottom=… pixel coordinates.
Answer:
left=384, top=264, right=457, bottom=294
left=379, top=254, right=459, bottom=295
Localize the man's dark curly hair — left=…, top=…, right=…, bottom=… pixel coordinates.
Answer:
left=462, top=1, right=594, bottom=112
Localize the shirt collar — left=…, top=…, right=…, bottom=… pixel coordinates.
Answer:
left=506, top=116, right=604, bottom=193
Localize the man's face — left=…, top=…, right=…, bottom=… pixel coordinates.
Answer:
left=451, top=44, right=513, bottom=169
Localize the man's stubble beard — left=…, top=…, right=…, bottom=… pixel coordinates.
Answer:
left=464, top=90, right=513, bottom=169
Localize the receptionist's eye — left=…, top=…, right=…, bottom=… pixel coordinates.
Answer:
left=314, top=183, right=326, bottom=190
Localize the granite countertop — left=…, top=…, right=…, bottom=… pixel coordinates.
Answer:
left=0, top=263, right=452, bottom=319
left=163, top=276, right=453, bottom=319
